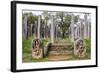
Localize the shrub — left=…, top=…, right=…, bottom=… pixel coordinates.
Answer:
left=84, top=38, right=91, bottom=53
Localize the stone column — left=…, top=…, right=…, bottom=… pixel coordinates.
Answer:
left=23, top=15, right=27, bottom=39
left=80, top=21, right=84, bottom=40
left=34, top=21, right=37, bottom=37
left=38, top=15, right=41, bottom=38
left=84, top=14, right=88, bottom=38
left=51, top=15, right=54, bottom=43
left=70, top=14, right=74, bottom=41
left=87, top=14, right=91, bottom=38
left=88, top=22, right=91, bottom=38
left=31, top=24, right=33, bottom=36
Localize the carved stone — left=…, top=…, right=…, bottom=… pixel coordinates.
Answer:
left=32, top=39, right=43, bottom=59
left=43, top=43, right=51, bottom=57
left=74, top=39, right=86, bottom=58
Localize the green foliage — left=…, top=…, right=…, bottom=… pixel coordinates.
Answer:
left=31, top=58, right=48, bottom=62
left=28, top=12, right=38, bottom=25
left=57, top=12, right=71, bottom=39
left=23, top=12, right=38, bottom=25
left=22, top=37, right=33, bottom=53
left=42, top=11, right=50, bottom=25
left=84, top=38, right=91, bottom=53
left=22, top=37, right=50, bottom=62
left=42, top=38, right=51, bottom=46
left=64, top=15, right=71, bottom=27
left=74, top=15, right=79, bottom=24
left=23, top=12, right=38, bottom=37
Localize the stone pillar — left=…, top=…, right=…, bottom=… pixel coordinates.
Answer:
left=70, top=14, right=74, bottom=41
left=77, top=24, right=79, bottom=39
left=88, top=22, right=91, bottom=38
left=87, top=14, right=91, bottom=38
left=23, top=15, right=27, bottom=39
left=74, top=24, right=78, bottom=40
left=51, top=15, right=54, bottom=43
left=84, top=14, right=88, bottom=38
left=80, top=21, right=84, bottom=40
left=38, top=15, right=41, bottom=38
left=31, top=24, right=33, bottom=36
left=34, top=21, right=37, bottom=37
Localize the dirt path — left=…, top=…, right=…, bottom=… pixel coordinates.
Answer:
left=48, top=55, right=73, bottom=61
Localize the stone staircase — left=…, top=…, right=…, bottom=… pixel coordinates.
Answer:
left=48, top=43, right=73, bottom=61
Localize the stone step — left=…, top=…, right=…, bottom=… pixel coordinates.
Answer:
left=48, top=55, right=73, bottom=61
left=47, top=43, right=73, bottom=61
left=49, top=44, right=73, bottom=51
left=50, top=48, right=73, bottom=51
left=51, top=44, right=73, bottom=48
left=48, top=51, right=73, bottom=56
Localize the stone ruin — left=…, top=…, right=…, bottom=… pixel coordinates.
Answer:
left=32, top=38, right=51, bottom=59
left=32, top=39, right=43, bottom=59
left=74, top=39, right=86, bottom=58
left=43, top=42, right=51, bottom=57
left=32, top=38, right=87, bottom=59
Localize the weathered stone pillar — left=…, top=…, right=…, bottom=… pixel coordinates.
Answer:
left=31, top=24, right=33, bottom=36
left=88, top=22, right=91, bottom=38
left=87, top=14, right=91, bottom=38
left=38, top=15, right=41, bottom=38
left=23, top=15, right=27, bottom=39
left=74, top=23, right=79, bottom=40
left=84, top=14, right=88, bottom=38
left=51, top=15, right=54, bottom=43
left=34, top=21, right=37, bottom=37
left=70, top=14, right=74, bottom=41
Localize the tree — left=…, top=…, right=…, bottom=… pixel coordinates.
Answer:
left=23, top=12, right=38, bottom=38
left=27, top=12, right=38, bottom=24
left=74, top=15, right=79, bottom=24
left=56, top=12, right=71, bottom=39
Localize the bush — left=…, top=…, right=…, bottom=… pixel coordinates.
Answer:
left=84, top=38, right=91, bottom=53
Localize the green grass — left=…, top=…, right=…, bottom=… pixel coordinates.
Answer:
left=84, top=38, right=91, bottom=59
left=31, top=58, right=48, bottom=62
left=42, top=38, right=51, bottom=45
left=71, top=53, right=90, bottom=60
left=22, top=37, right=50, bottom=62
left=22, top=37, right=32, bottom=62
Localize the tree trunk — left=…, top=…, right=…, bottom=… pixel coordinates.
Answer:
left=62, top=31, right=65, bottom=39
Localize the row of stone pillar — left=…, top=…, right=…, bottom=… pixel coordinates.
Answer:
left=23, top=13, right=91, bottom=42
left=70, top=14, right=91, bottom=41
